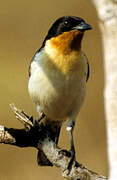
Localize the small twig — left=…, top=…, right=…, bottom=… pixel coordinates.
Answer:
left=10, top=104, right=33, bottom=129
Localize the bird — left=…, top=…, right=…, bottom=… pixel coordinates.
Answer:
left=28, top=15, right=92, bottom=171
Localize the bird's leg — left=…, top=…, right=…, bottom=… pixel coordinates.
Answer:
left=66, top=119, right=75, bottom=172
left=38, top=112, right=45, bottom=122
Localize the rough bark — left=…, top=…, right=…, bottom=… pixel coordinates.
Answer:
left=91, top=0, right=117, bottom=179
left=0, top=104, right=107, bottom=180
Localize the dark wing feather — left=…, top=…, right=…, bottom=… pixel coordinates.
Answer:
left=86, top=60, right=90, bottom=82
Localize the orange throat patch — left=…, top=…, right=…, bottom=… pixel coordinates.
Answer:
left=43, top=30, right=85, bottom=75
left=48, top=30, right=84, bottom=54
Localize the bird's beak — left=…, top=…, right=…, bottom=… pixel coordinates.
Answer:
left=73, top=21, right=92, bottom=32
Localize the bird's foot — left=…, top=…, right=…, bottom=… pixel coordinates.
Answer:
left=67, top=147, right=75, bottom=174
left=59, top=148, right=75, bottom=174
left=59, top=149, right=71, bottom=157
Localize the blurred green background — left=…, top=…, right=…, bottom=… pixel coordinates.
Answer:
left=0, top=0, right=108, bottom=179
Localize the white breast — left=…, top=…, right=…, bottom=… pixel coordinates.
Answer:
left=28, top=49, right=87, bottom=120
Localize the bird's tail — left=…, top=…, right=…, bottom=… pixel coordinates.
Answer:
left=37, top=117, right=62, bottom=166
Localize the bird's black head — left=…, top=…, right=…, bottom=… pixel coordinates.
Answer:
left=45, top=16, right=92, bottom=41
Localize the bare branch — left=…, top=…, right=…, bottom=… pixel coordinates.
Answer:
left=41, top=138, right=107, bottom=180
left=0, top=104, right=107, bottom=180
left=0, top=125, right=16, bottom=144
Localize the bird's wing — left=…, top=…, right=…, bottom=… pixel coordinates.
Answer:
left=86, top=60, right=90, bottom=82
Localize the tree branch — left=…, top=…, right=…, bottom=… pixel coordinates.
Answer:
left=0, top=104, right=107, bottom=180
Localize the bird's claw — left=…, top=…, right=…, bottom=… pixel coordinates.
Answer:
left=66, top=150, right=75, bottom=174
left=59, top=149, right=71, bottom=157
left=59, top=149, right=75, bottom=174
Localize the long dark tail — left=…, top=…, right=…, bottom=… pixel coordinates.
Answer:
left=37, top=117, right=62, bottom=166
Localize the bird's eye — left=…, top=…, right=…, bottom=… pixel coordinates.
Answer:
left=64, top=20, right=68, bottom=25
